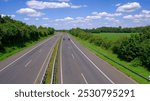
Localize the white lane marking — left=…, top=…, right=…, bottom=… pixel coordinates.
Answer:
left=25, top=60, right=32, bottom=67
left=72, top=54, right=75, bottom=59
left=81, top=73, right=88, bottom=84
left=71, top=40, right=115, bottom=84
left=39, top=49, right=42, bottom=53
left=60, top=39, right=63, bottom=84
left=34, top=46, right=53, bottom=84
left=35, top=37, right=59, bottom=84
left=0, top=36, right=55, bottom=72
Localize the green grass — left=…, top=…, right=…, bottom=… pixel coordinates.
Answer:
left=0, top=35, right=53, bottom=61
left=43, top=37, right=61, bottom=84
left=71, top=35, right=150, bottom=84
left=93, top=33, right=137, bottom=42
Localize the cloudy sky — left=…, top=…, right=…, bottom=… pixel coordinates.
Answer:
left=0, top=0, right=150, bottom=29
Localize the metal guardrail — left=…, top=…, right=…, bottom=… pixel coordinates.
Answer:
left=51, top=37, right=61, bottom=84
left=90, top=47, right=150, bottom=81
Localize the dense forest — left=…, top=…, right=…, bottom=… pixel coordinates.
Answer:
left=0, top=15, right=54, bottom=52
left=70, top=26, right=150, bottom=69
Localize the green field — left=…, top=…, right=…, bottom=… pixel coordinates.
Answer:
left=93, top=33, right=137, bottom=42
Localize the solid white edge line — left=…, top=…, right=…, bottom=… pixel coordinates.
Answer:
left=34, top=45, right=53, bottom=84
left=50, top=41, right=58, bottom=84
left=0, top=35, right=55, bottom=72
left=40, top=39, right=58, bottom=84
left=71, top=40, right=115, bottom=84
left=25, top=59, right=32, bottom=67
left=60, top=38, right=63, bottom=84
left=81, top=73, right=88, bottom=84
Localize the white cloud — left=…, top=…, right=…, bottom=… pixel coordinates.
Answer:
left=76, top=17, right=84, bottom=20
left=86, top=15, right=101, bottom=20
left=97, top=12, right=122, bottom=17
left=35, top=18, right=39, bottom=20
left=26, top=0, right=84, bottom=9
left=85, top=12, right=122, bottom=20
left=123, top=10, right=150, bottom=21
left=24, top=18, right=30, bottom=21
left=116, top=3, right=121, bottom=7
left=16, top=8, right=44, bottom=17
left=57, top=0, right=70, bottom=2
left=55, top=17, right=74, bottom=21
left=142, top=10, right=150, bottom=14
left=1, top=14, right=15, bottom=18
left=105, top=17, right=120, bottom=23
left=92, top=12, right=98, bottom=15
left=116, top=2, right=141, bottom=12
left=123, top=15, right=133, bottom=19
left=71, top=5, right=82, bottom=9
left=42, top=17, right=49, bottom=20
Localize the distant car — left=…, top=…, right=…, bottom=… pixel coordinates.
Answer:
left=68, top=38, right=70, bottom=40
left=63, top=38, right=65, bottom=40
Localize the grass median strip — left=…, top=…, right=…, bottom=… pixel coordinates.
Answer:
left=42, top=37, right=61, bottom=84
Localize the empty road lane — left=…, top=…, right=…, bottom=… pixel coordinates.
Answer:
left=61, top=34, right=136, bottom=84
left=0, top=33, right=61, bottom=84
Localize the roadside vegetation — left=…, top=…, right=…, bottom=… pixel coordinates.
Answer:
left=43, top=37, right=61, bottom=84
left=69, top=26, right=150, bottom=83
left=93, top=33, right=136, bottom=42
left=0, top=15, right=54, bottom=61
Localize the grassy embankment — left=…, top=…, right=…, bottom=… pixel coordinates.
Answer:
left=43, top=36, right=61, bottom=84
left=71, top=33, right=150, bottom=84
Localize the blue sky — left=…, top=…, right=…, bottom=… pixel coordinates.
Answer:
left=0, top=0, right=150, bottom=29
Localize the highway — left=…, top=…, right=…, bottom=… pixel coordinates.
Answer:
left=60, top=34, right=137, bottom=84
left=0, top=32, right=137, bottom=84
left=0, top=33, right=60, bottom=84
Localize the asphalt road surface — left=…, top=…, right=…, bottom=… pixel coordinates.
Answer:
left=60, top=34, right=137, bottom=84
left=0, top=33, right=60, bottom=84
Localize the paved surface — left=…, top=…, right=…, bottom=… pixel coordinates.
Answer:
left=0, top=33, right=60, bottom=84
left=61, top=34, right=137, bottom=84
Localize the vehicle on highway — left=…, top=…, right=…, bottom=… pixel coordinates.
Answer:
left=68, top=38, right=70, bottom=40
left=63, top=38, right=65, bottom=40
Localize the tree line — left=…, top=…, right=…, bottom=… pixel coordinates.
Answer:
left=0, top=15, right=54, bottom=52
left=84, top=26, right=146, bottom=33
left=69, top=26, right=150, bottom=69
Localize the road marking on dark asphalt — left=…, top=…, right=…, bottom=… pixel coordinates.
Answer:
left=34, top=46, right=53, bottom=84
left=39, top=49, right=42, bottom=53
left=25, top=59, right=32, bottom=67
left=71, top=40, right=115, bottom=84
left=72, top=54, right=75, bottom=59
left=0, top=36, right=54, bottom=72
left=60, top=39, right=63, bottom=84
left=81, top=73, right=88, bottom=84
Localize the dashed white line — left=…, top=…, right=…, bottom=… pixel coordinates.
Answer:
left=39, top=49, right=42, bottom=53
left=71, top=39, right=115, bottom=84
left=0, top=36, right=55, bottom=72
left=25, top=60, right=32, bottom=67
left=34, top=47, right=53, bottom=84
left=72, top=54, right=75, bottom=59
left=81, top=73, right=88, bottom=84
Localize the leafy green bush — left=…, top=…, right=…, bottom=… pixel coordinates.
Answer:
left=0, top=15, right=54, bottom=51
